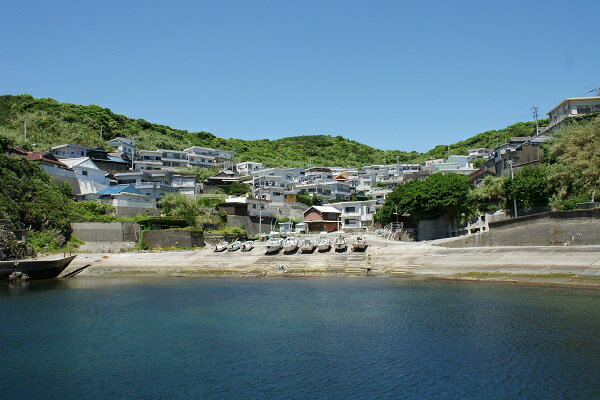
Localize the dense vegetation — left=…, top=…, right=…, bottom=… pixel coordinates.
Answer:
left=376, top=174, right=473, bottom=223
left=0, top=94, right=544, bottom=168
left=378, top=115, right=600, bottom=223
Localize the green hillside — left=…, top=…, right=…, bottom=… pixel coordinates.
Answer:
left=0, top=94, right=544, bottom=167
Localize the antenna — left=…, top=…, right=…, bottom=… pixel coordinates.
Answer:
left=531, top=106, right=539, bottom=136
left=584, top=87, right=600, bottom=96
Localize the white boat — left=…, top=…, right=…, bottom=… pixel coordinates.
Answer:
left=283, top=235, right=299, bottom=253
left=241, top=241, right=254, bottom=252
left=228, top=241, right=241, bottom=251
left=352, top=236, right=368, bottom=252
left=333, top=234, right=347, bottom=252
left=265, top=237, right=284, bottom=253
left=317, top=235, right=331, bottom=252
left=300, top=238, right=316, bottom=253
left=214, top=241, right=228, bottom=252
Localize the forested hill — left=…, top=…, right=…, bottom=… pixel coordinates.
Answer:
left=0, top=94, right=544, bottom=167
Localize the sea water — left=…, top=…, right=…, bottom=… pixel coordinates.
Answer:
left=1, top=278, right=599, bottom=399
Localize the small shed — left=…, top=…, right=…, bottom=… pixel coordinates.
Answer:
left=303, top=206, right=342, bottom=232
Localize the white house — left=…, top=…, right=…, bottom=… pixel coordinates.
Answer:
left=114, top=171, right=174, bottom=199
left=224, top=196, right=273, bottom=217
left=51, top=144, right=92, bottom=159
left=107, top=137, right=136, bottom=158
left=84, top=184, right=156, bottom=217
left=430, top=155, right=477, bottom=175
left=236, top=162, right=263, bottom=175
left=294, top=180, right=353, bottom=201
left=160, top=150, right=188, bottom=169
left=61, top=157, right=110, bottom=195
left=328, top=200, right=377, bottom=230
left=547, top=96, right=600, bottom=129
left=171, top=173, right=199, bottom=197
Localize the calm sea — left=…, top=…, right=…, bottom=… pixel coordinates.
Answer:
left=1, top=278, right=599, bottom=399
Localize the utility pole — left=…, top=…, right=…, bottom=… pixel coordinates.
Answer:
left=507, top=159, right=518, bottom=218
left=23, top=116, right=28, bottom=140
left=257, top=170, right=263, bottom=240
left=531, top=106, right=539, bottom=136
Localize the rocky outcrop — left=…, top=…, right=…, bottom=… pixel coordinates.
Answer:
left=0, top=225, right=34, bottom=261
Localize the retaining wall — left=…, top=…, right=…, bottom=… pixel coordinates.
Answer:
left=226, top=215, right=274, bottom=236
left=72, top=222, right=140, bottom=242
left=143, top=230, right=204, bottom=249
left=439, top=209, right=600, bottom=247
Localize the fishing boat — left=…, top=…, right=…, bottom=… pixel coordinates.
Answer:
left=317, top=235, right=331, bottom=252
left=300, top=238, right=316, bottom=253
left=0, top=255, right=77, bottom=281
left=333, top=234, right=347, bottom=252
left=241, top=241, right=254, bottom=252
left=283, top=234, right=299, bottom=253
left=265, top=237, right=284, bottom=254
left=228, top=240, right=241, bottom=251
left=214, top=241, right=228, bottom=252
left=352, top=236, right=368, bottom=252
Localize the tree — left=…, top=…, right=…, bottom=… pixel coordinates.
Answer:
left=376, top=174, right=473, bottom=223
left=505, top=166, right=550, bottom=208
left=220, top=182, right=251, bottom=196
left=545, top=116, right=600, bottom=203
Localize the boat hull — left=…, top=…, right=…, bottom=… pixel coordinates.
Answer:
left=0, top=255, right=77, bottom=281
left=265, top=245, right=281, bottom=253
left=317, top=244, right=331, bottom=252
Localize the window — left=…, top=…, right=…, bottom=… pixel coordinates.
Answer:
left=81, top=170, right=88, bottom=176
left=345, top=206, right=356, bottom=213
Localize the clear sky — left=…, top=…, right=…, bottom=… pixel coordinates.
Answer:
left=1, top=0, right=598, bottom=152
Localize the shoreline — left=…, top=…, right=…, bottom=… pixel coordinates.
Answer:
left=56, top=238, right=600, bottom=288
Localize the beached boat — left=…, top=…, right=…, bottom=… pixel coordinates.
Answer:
left=265, top=237, right=284, bottom=254
left=228, top=240, right=241, bottom=251
left=317, top=235, right=331, bottom=252
left=241, top=241, right=254, bottom=252
left=0, top=255, right=77, bottom=281
left=300, top=238, right=316, bottom=253
left=333, top=234, right=347, bottom=252
left=214, top=241, right=228, bottom=252
left=283, top=234, right=299, bottom=253
left=352, top=236, right=368, bottom=252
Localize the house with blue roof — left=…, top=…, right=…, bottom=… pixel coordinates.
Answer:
left=86, top=184, right=156, bottom=218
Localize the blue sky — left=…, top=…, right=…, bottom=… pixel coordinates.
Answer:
left=1, top=0, right=598, bottom=152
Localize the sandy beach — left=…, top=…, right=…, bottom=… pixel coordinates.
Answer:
left=55, top=233, right=600, bottom=287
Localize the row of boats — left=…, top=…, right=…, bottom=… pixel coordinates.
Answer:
left=266, top=234, right=367, bottom=254
left=214, top=240, right=255, bottom=252
left=214, top=233, right=367, bottom=254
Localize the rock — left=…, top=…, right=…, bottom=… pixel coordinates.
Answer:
left=8, top=271, right=30, bottom=282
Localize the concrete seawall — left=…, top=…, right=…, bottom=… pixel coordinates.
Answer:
left=440, top=210, right=600, bottom=247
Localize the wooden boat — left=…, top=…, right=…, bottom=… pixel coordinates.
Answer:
left=241, top=241, right=254, bottom=252
left=227, top=241, right=241, bottom=251
left=317, top=235, right=331, bottom=252
left=265, top=237, right=284, bottom=254
left=352, top=236, right=368, bottom=252
left=283, top=234, right=299, bottom=253
left=300, top=238, right=316, bottom=253
left=0, top=255, right=77, bottom=281
left=333, top=234, right=347, bottom=252
left=214, top=241, right=228, bottom=252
